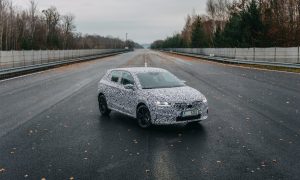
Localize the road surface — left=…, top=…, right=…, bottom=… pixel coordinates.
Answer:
left=0, top=50, right=299, bottom=180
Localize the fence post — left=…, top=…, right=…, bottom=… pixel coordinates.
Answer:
left=234, top=47, right=236, bottom=59
left=40, top=49, right=42, bottom=64
left=32, top=50, right=34, bottom=65
left=47, top=49, right=49, bottom=63
left=297, top=46, right=300, bottom=63
left=0, top=50, right=2, bottom=70
left=12, top=50, right=15, bottom=68
left=253, top=47, right=256, bottom=61
left=23, top=50, right=25, bottom=66
left=274, top=47, right=277, bottom=62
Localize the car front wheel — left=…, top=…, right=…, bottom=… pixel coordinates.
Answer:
left=137, top=105, right=152, bottom=128
left=98, top=94, right=111, bottom=116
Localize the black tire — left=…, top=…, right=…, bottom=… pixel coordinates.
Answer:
left=98, top=94, right=111, bottom=116
left=137, top=105, right=152, bottom=128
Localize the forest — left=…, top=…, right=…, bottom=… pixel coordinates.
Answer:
left=151, top=0, right=300, bottom=49
left=0, top=0, right=142, bottom=50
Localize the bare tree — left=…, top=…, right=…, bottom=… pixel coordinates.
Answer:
left=181, top=15, right=193, bottom=47
left=62, top=14, right=75, bottom=49
left=42, top=6, right=60, bottom=48
left=28, top=0, right=37, bottom=48
left=206, top=0, right=232, bottom=31
left=206, top=0, right=217, bottom=34
left=0, top=0, right=8, bottom=50
left=207, top=0, right=217, bottom=19
left=0, top=0, right=134, bottom=50
left=5, top=0, right=13, bottom=50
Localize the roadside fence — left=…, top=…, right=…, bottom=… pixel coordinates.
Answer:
left=0, top=49, right=124, bottom=70
left=166, top=47, right=300, bottom=67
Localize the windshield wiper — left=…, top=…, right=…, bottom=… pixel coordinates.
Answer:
left=170, top=85, right=185, bottom=88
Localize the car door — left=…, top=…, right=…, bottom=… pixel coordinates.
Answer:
left=119, top=71, right=137, bottom=115
left=106, top=70, right=123, bottom=111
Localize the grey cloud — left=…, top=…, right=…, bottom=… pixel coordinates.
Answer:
left=14, top=0, right=207, bottom=44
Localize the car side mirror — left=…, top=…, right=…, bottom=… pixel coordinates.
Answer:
left=124, top=84, right=135, bottom=90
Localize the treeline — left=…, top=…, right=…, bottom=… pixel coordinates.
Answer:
left=151, top=0, right=300, bottom=49
left=0, top=0, right=141, bottom=50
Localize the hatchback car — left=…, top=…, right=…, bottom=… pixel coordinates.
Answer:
left=97, top=67, right=208, bottom=128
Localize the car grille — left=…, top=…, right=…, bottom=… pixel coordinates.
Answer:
left=176, top=114, right=201, bottom=121
left=174, top=101, right=203, bottom=110
left=174, top=103, right=187, bottom=110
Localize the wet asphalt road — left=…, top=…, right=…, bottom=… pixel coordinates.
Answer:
left=0, top=49, right=300, bottom=180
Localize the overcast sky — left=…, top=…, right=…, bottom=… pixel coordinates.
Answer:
left=13, top=0, right=207, bottom=44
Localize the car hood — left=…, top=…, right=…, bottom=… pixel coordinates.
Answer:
left=142, top=86, right=205, bottom=103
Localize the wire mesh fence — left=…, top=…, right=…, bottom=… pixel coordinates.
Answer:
left=167, top=47, right=300, bottom=64
left=0, top=49, right=124, bottom=70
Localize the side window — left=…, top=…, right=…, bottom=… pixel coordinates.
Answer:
left=110, top=71, right=121, bottom=83
left=121, top=72, right=134, bottom=85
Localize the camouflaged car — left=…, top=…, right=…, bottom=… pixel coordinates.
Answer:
left=97, top=67, right=208, bottom=128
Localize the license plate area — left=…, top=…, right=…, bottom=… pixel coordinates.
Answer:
left=182, top=109, right=198, bottom=117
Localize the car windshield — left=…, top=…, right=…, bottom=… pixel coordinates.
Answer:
left=136, top=71, right=185, bottom=89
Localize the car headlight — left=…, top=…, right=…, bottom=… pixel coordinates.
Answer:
left=202, top=97, right=208, bottom=103
left=155, top=101, right=171, bottom=107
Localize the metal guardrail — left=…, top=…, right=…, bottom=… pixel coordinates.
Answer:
left=0, top=49, right=128, bottom=79
left=163, top=48, right=300, bottom=69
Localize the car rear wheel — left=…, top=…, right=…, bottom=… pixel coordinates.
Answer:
left=98, top=94, right=111, bottom=116
left=137, top=105, right=152, bottom=128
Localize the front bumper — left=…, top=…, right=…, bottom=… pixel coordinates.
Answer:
left=151, top=106, right=208, bottom=125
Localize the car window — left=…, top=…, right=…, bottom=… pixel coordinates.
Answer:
left=121, top=71, right=134, bottom=85
left=136, top=71, right=185, bottom=89
left=110, top=71, right=121, bottom=83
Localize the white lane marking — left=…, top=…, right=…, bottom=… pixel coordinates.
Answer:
left=145, top=59, right=148, bottom=67
left=152, top=139, right=179, bottom=180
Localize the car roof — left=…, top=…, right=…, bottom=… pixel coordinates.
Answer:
left=108, top=67, right=167, bottom=74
